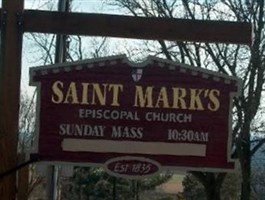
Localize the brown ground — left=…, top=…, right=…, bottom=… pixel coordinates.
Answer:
left=156, top=175, right=184, bottom=194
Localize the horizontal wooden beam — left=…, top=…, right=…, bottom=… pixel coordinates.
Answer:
left=21, top=10, right=252, bottom=45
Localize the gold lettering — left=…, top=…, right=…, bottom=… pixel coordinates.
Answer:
left=134, top=86, right=154, bottom=108
left=81, top=83, right=90, bottom=105
left=91, top=83, right=108, bottom=105
left=51, top=81, right=64, bottom=104
left=64, top=82, right=79, bottom=104
left=50, top=80, right=221, bottom=111
left=155, top=87, right=169, bottom=108
left=189, top=89, right=204, bottom=110
left=172, top=87, right=187, bottom=109
left=208, top=89, right=220, bottom=111
left=109, top=84, right=123, bottom=106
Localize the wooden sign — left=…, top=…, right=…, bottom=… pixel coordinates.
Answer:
left=30, top=55, right=241, bottom=178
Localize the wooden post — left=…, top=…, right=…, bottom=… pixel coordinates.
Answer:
left=17, top=153, right=29, bottom=200
left=0, top=1, right=24, bottom=200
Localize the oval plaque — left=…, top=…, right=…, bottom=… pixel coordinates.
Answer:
left=104, top=156, right=161, bottom=179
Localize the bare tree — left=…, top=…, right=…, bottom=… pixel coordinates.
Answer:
left=18, top=91, right=47, bottom=200
left=18, top=92, right=36, bottom=153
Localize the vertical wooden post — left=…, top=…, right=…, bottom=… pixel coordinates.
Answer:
left=0, top=1, right=24, bottom=200
left=17, top=154, right=29, bottom=200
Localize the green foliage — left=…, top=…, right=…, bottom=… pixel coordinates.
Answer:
left=61, top=166, right=172, bottom=200
left=221, top=173, right=241, bottom=200
left=182, top=174, right=206, bottom=200
left=182, top=173, right=242, bottom=200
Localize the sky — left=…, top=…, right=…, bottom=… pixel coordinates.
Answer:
left=23, top=0, right=121, bottom=14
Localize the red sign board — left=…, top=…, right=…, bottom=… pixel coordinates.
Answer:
left=30, top=55, right=240, bottom=178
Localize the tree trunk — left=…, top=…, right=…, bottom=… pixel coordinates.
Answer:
left=240, top=134, right=251, bottom=200
left=205, top=183, right=221, bottom=200
left=241, top=166, right=251, bottom=200
left=192, top=172, right=226, bottom=200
